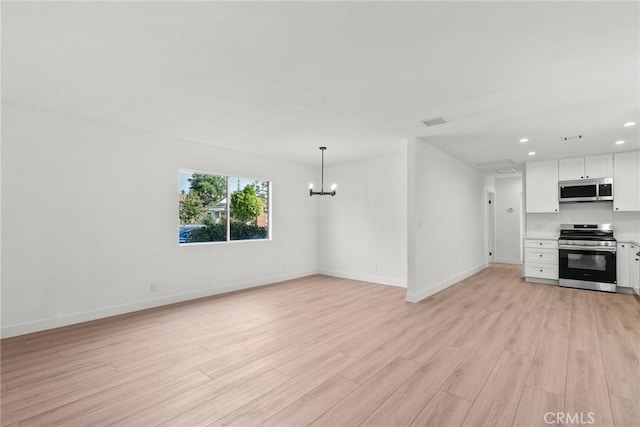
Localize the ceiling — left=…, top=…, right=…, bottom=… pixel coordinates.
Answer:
left=2, top=2, right=638, bottom=170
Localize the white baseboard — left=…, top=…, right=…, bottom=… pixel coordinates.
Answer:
left=1, top=269, right=318, bottom=338
left=494, top=259, right=522, bottom=265
left=405, top=263, right=488, bottom=303
left=525, top=277, right=558, bottom=286
left=318, top=269, right=407, bottom=288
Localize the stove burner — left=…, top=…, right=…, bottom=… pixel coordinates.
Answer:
left=559, top=223, right=615, bottom=244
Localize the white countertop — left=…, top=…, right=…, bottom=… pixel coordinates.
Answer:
left=525, top=234, right=640, bottom=246
left=524, top=234, right=559, bottom=240
left=616, top=234, right=640, bottom=245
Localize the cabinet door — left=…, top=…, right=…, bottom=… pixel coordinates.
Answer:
left=559, top=157, right=585, bottom=181
left=617, top=243, right=630, bottom=287
left=584, top=154, right=613, bottom=178
left=614, top=151, right=640, bottom=211
left=630, top=244, right=640, bottom=295
left=526, top=160, right=559, bottom=213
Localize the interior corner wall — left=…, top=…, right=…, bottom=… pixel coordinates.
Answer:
left=317, top=149, right=407, bottom=287
left=407, top=139, right=492, bottom=302
left=1, top=104, right=319, bottom=337
left=494, top=176, right=523, bottom=264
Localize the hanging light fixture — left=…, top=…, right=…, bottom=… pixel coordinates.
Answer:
left=309, top=146, right=337, bottom=197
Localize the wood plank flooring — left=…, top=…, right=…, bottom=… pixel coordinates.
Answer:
left=1, top=264, right=639, bottom=426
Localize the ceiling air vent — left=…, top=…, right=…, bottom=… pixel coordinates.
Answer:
left=472, top=159, right=515, bottom=169
left=561, top=135, right=583, bottom=142
left=422, top=116, right=450, bottom=126
left=494, top=167, right=518, bottom=174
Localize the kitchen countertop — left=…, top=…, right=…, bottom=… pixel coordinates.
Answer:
left=525, top=234, right=640, bottom=246
left=524, top=234, right=559, bottom=240
left=615, top=234, right=640, bottom=246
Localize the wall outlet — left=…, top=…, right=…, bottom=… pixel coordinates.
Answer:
left=150, top=283, right=158, bottom=292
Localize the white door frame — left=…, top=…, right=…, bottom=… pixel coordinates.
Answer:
left=488, top=192, right=496, bottom=263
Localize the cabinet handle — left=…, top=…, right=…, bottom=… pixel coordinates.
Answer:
left=616, top=207, right=619, bottom=210
left=540, top=243, right=543, bottom=246
left=622, top=245, right=625, bottom=247
left=581, top=176, right=583, bottom=179
left=586, top=176, right=589, bottom=178
left=554, top=209, right=558, bottom=212
left=540, top=254, right=543, bottom=257
left=540, top=269, right=543, bottom=272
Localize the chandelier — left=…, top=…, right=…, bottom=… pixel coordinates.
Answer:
left=309, top=146, right=337, bottom=197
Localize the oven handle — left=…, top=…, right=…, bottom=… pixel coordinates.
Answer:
left=558, top=245, right=616, bottom=252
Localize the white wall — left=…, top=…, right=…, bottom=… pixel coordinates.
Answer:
left=494, top=177, right=522, bottom=264
left=407, top=139, right=493, bottom=302
left=526, top=203, right=640, bottom=240
left=1, top=104, right=319, bottom=337
left=613, top=211, right=640, bottom=241
left=317, top=150, right=407, bottom=287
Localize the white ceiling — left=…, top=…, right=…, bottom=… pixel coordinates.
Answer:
left=2, top=1, right=638, bottom=169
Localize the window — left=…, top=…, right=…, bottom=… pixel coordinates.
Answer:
left=178, top=171, right=270, bottom=244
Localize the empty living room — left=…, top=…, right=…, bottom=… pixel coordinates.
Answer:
left=1, top=1, right=639, bottom=426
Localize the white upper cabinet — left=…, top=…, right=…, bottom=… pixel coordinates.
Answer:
left=559, top=157, right=585, bottom=181
left=585, top=155, right=613, bottom=178
left=559, top=154, right=613, bottom=181
left=614, top=151, right=640, bottom=212
left=526, top=160, right=559, bottom=213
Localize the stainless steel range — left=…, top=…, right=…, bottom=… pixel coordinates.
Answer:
left=558, top=224, right=617, bottom=292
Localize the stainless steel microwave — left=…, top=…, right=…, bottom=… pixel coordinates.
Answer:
left=559, top=177, right=613, bottom=203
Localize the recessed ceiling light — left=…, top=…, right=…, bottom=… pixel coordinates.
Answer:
left=615, top=140, right=626, bottom=145
left=528, top=151, right=536, bottom=156
left=519, top=138, right=529, bottom=143
left=623, top=122, right=636, bottom=127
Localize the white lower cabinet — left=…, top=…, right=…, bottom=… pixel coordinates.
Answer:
left=616, top=242, right=640, bottom=295
left=627, top=244, right=639, bottom=296
left=525, top=264, right=559, bottom=280
left=631, top=247, right=640, bottom=297
left=524, top=239, right=559, bottom=282
left=617, top=243, right=630, bottom=288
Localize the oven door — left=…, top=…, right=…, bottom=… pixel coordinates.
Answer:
left=558, top=246, right=616, bottom=291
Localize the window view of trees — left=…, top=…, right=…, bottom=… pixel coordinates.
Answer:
left=179, top=171, right=269, bottom=244
left=229, top=177, right=269, bottom=241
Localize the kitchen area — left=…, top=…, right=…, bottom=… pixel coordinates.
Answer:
left=523, top=151, right=640, bottom=297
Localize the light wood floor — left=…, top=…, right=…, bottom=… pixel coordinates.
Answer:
left=2, top=264, right=639, bottom=426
